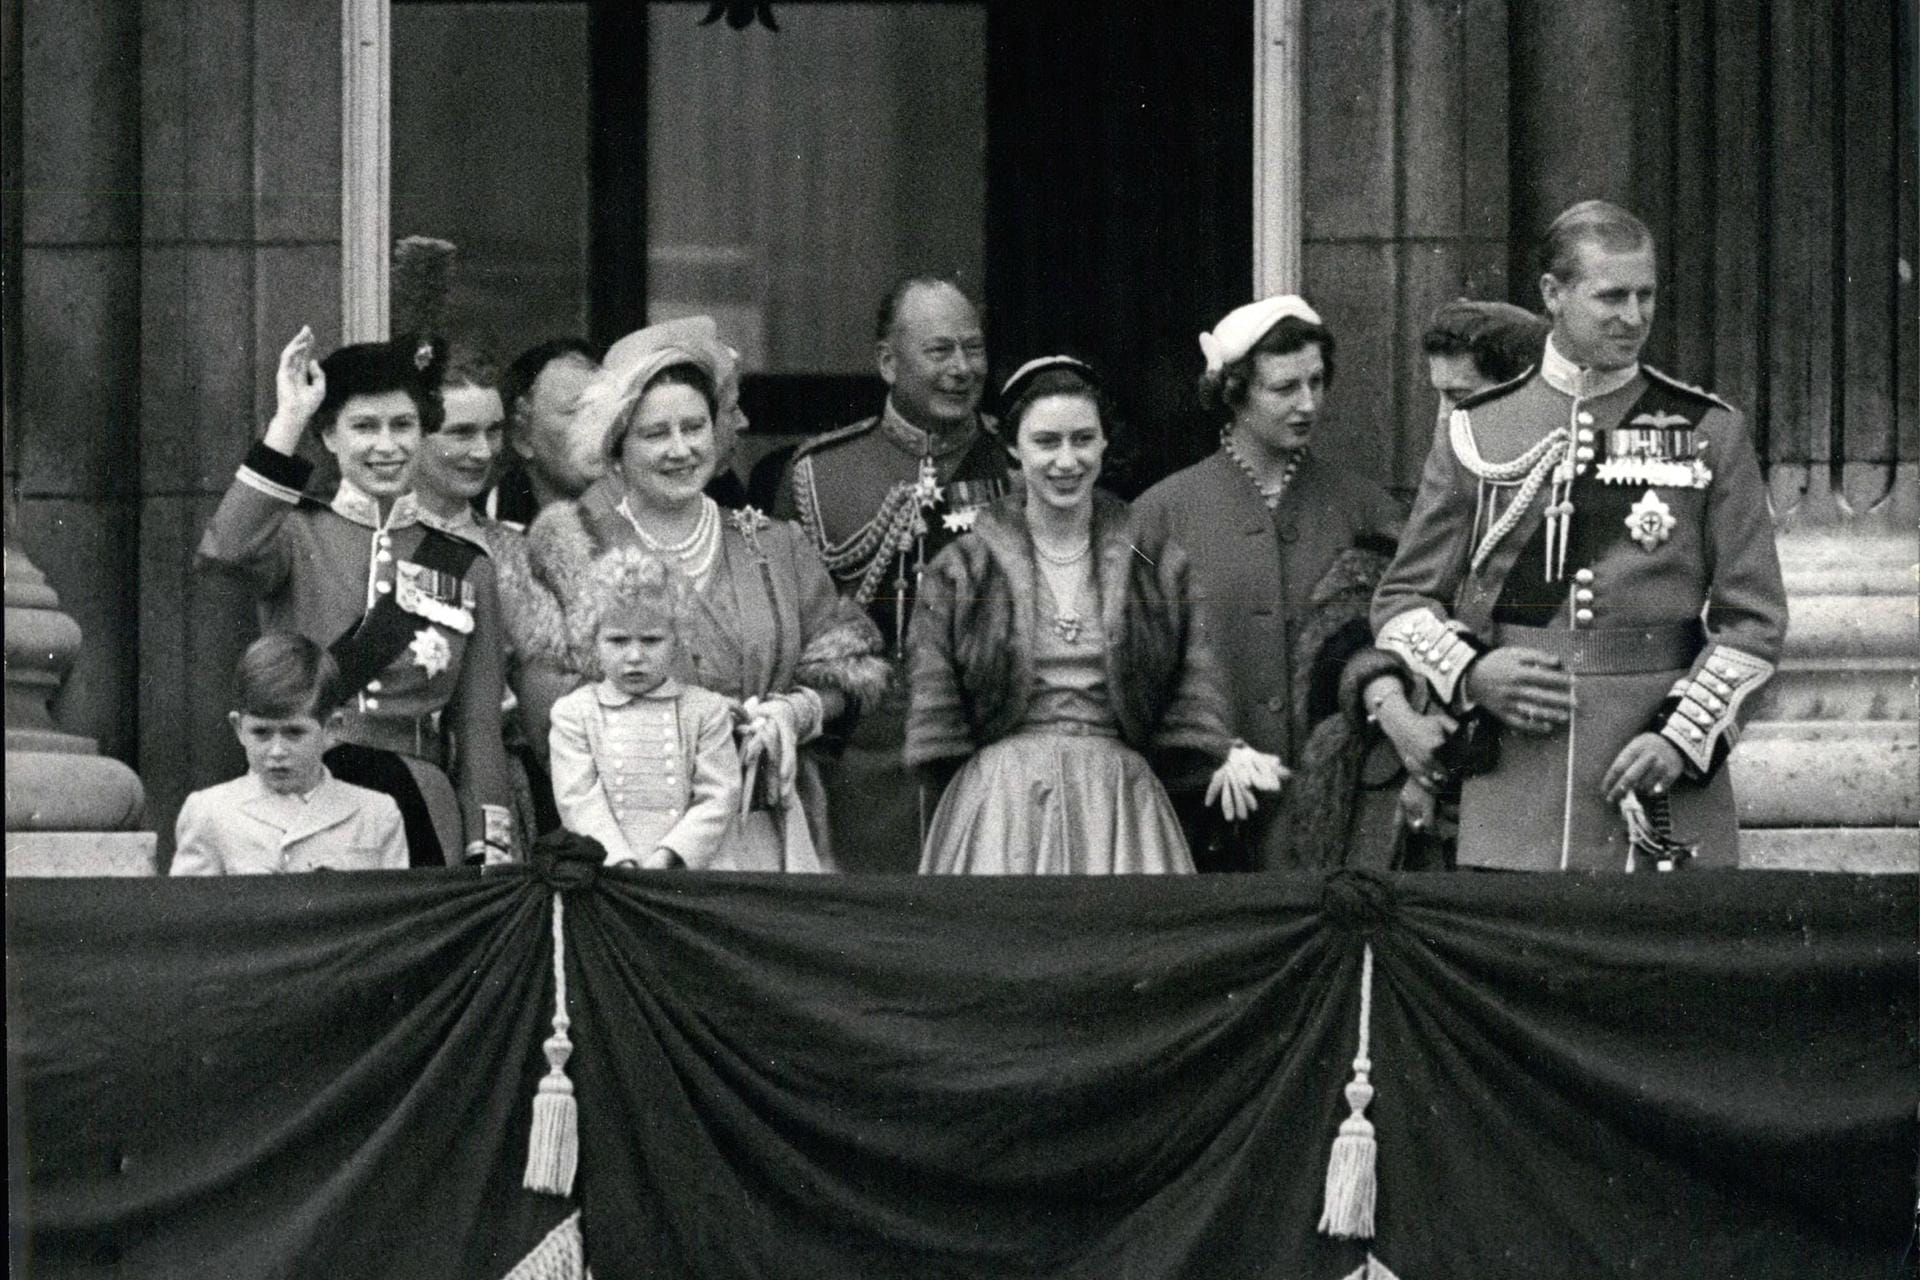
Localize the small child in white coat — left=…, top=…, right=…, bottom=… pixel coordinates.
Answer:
left=172, top=633, right=408, bottom=874
left=547, top=547, right=740, bottom=869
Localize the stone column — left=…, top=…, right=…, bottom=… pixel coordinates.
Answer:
left=1252, top=0, right=1302, bottom=297
left=4, top=0, right=151, bottom=871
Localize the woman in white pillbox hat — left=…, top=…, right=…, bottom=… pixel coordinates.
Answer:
left=1133, top=296, right=1412, bottom=872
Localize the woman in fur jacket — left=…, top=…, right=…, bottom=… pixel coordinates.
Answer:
left=906, top=357, right=1284, bottom=875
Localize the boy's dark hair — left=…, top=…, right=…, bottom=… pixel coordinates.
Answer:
left=234, top=633, right=346, bottom=721
left=1421, top=299, right=1551, bottom=384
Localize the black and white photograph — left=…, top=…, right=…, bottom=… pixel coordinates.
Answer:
left=5, top=1, right=1915, bottom=1274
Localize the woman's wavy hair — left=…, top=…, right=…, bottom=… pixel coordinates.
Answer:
left=1196, top=316, right=1336, bottom=417
left=567, top=545, right=689, bottom=678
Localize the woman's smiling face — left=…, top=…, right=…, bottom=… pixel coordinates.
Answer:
left=414, top=385, right=506, bottom=504
left=1014, top=394, right=1106, bottom=514
left=620, top=380, right=715, bottom=510
left=321, top=389, right=421, bottom=500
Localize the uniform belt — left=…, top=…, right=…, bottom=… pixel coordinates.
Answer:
left=1490, top=620, right=1704, bottom=675
left=339, top=713, right=444, bottom=764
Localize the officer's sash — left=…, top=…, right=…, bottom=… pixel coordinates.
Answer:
left=329, top=529, right=482, bottom=697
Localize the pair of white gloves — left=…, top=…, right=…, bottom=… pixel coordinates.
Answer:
left=735, top=689, right=824, bottom=809
left=1204, top=743, right=1290, bottom=822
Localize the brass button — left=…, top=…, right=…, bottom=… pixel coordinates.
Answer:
left=1576, top=411, right=1595, bottom=425
left=364, top=696, right=380, bottom=710
left=1574, top=568, right=1595, bottom=585
left=366, top=679, right=382, bottom=692
left=1577, top=428, right=1595, bottom=443
left=1575, top=589, right=1594, bottom=604
left=375, top=580, right=392, bottom=595
left=1574, top=608, right=1594, bottom=625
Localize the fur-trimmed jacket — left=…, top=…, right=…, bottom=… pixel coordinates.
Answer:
left=905, top=490, right=1233, bottom=785
left=526, top=481, right=890, bottom=721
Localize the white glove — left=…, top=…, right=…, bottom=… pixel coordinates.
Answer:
left=739, top=695, right=800, bottom=794
left=1204, top=744, right=1290, bottom=822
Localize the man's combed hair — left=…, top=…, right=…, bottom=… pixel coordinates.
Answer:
left=1421, top=299, right=1551, bottom=385
left=874, top=274, right=971, bottom=342
left=1541, top=199, right=1654, bottom=282
left=568, top=546, right=688, bottom=677
left=234, top=632, right=346, bottom=721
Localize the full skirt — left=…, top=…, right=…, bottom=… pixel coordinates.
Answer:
left=920, top=730, right=1195, bottom=875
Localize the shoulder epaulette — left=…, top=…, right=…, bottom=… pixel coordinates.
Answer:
left=791, top=415, right=880, bottom=462
left=1454, top=365, right=1534, bottom=412
left=1642, top=365, right=1736, bottom=412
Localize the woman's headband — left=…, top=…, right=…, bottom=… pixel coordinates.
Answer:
left=1197, top=295, right=1324, bottom=375
left=999, top=355, right=1100, bottom=405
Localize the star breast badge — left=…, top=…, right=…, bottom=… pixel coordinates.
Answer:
left=1625, top=490, right=1677, bottom=551
left=409, top=626, right=453, bottom=678
left=941, top=508, right=979, bottom=533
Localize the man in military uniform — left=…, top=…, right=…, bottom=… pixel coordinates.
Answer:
left=1372, top=200, right=1788, bottom=872
left=777, top=276, right=1014, bottom=870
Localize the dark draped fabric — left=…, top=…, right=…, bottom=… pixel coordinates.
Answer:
left=10, top=869, right=1914, bottom=1278
left=985, top=0, right=1252, bottom=496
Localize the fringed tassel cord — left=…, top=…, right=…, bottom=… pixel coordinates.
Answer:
left=1319, top=942, right=1379, bottom=1240
left=524, top=892, right=579, bottom=1196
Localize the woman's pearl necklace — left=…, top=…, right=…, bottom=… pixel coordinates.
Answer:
left=620, top=494, right=722, bottom=585
left=1033, top=537, right=1092, bottom=642
left=1223, top=429, right=1303, bottom=511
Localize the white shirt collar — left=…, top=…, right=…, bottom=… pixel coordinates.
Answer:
left=331, top=480, right=420, bottom=532
left=593, top=677, right=682, bottom=708
left=1539, top=334, right=1639, bottom=401
left=247, top=765, right=333, bottom=805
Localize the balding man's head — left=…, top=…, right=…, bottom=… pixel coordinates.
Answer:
left=875, top=278, right=987, bottom=433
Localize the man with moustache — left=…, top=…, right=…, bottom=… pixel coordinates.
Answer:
left=1373, top=200, right=1787, bottom=872
left=778, top=276, right=1013, bottom=870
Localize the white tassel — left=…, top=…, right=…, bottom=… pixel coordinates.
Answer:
left=1319, top=943, right=1379, bottom=1240
left=524, top=893, right=579, bottom=1196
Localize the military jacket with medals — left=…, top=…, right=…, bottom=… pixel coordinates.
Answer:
left=777, top=400, right=1014, bottom=656
left=1371, top=337, right=1788, bottom=780
left=197, top=442, right=515, bottom=855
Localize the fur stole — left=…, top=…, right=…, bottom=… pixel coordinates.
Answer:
left=905, top=488, right=1230, bottom=768
left=1282, top=543, right=1416, bottom=868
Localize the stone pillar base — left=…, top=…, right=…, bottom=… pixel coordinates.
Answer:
left=6, top=831, right=158, bottom=877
